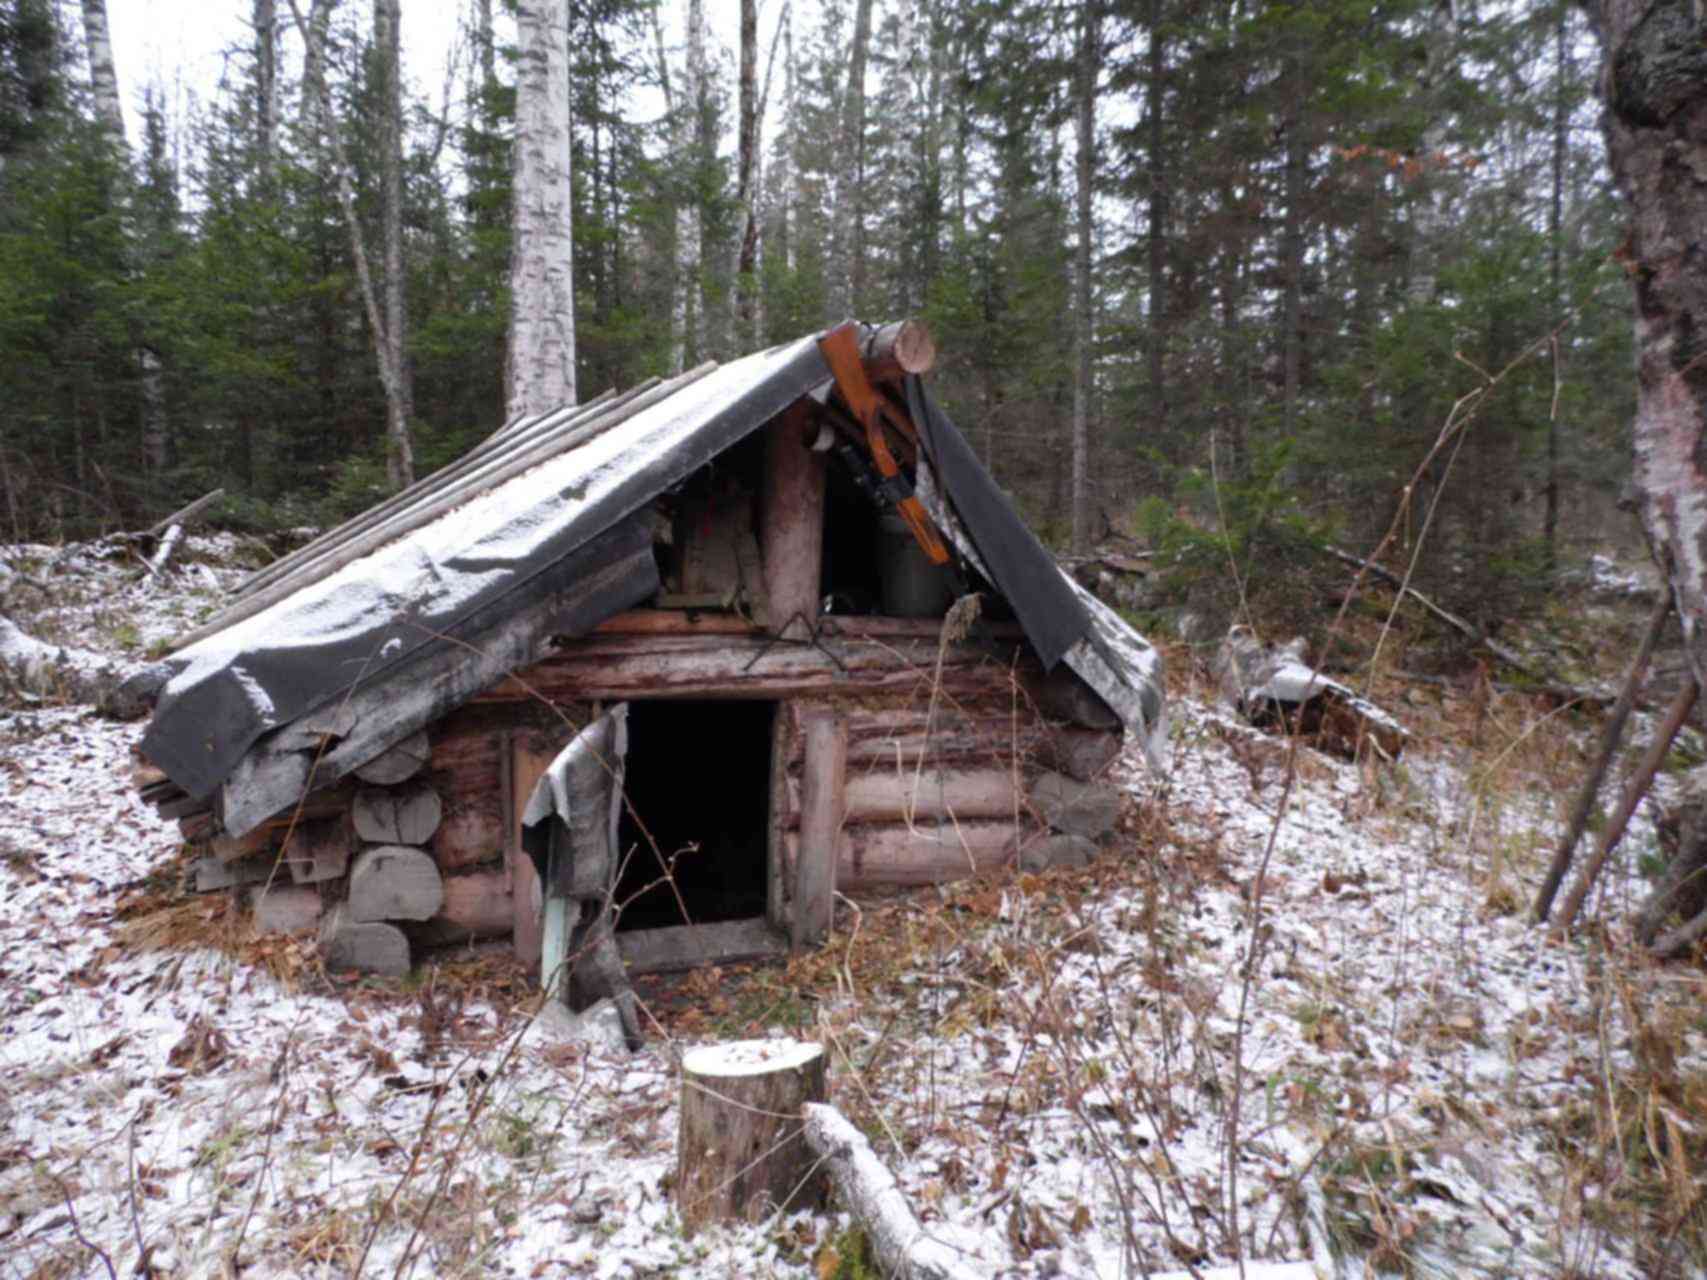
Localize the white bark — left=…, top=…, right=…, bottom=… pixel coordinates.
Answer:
left=801, top=1103, right=983, bottom=1280
left=507, top=0, right=577, bottom=418
left=1070, top=1, right=1097, bottom=553
left=376, top=0, right=414, bottom=488
left=684, top=0, right=707, bottom=361
left=652, top=6, right=688, bottom=374
left=254, top=0, right=278, bottom=174
left=1407, top=0, right=1458, bottom=306
left=80, top=0, right=126, bottom=145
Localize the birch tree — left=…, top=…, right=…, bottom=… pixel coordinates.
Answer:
left=375, top=0, right=413, bottom=487
left=78, top=0, right=122, bottom=142
left=507, top=0, right=576, bottom=418
left=1069, top=0, right=1098, bottom=552
left=732, top=0, right=759, bottom=342
left=1594, top=0, right=1707, bottom=687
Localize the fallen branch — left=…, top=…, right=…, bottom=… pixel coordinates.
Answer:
left=1324, top=543, right=1534, bottom=676
left=144, top=523, right=183, bottom=578
left=801, top=1102, right=983, bottom=1280
left=146, top=488, right=224, bottom=537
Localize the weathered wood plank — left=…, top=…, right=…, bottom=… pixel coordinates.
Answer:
left=509, top=731, right=557, bottom=973
left=793, top=710, right=845, bottom=948
left=619, top=917, right=788, bottom=975
left=761, top=401, right=825, bottom=639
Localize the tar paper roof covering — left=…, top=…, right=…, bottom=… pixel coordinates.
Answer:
left=144, top=335, right=831, bottom=798
left=142, top=323, right=1168, bottom=802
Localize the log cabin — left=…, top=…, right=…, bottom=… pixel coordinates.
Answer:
left=132, top=321, right=1166, bottom=1019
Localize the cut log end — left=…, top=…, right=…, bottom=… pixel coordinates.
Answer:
left=676, top=1038, right=828, bottom=1234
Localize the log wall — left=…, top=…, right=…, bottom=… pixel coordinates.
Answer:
left=183, top=616, right=1124, bottom=974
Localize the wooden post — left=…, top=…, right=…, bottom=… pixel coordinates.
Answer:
left=793, top=710, right=845, bottom=948
left=761, top=401, right=824, bottom=640
left=676, top=1040, right=827, bottom=1234
left=509, top=732, right=555, bottom=974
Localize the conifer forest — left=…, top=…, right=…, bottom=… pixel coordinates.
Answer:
left=0, top=0, right=1640, bottom=627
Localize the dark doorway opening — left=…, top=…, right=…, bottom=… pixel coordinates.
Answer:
left=614, top=700, right=774, bottom=932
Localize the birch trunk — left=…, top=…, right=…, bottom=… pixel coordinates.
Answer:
left=1069, top=0, right=1098, bottom=553
left=507, top=0, right=577, bottom=418
left=732, top=0, right=760, bottom=343
left=1598, top=0, right=1707, bottom=689
left=375, top=0, right=414, bottom=487
left=1407, top=0, right=1458, bottom=307
left=652, top=5, right=689, bottom=373
left=254, top=0, right=277, bottom=175
left=80, top=0, right=125, bottom=144
left=685, top=0, right=711, bottom=360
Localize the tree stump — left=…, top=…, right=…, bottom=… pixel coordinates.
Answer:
left=676, top=1039, right=827, bottom=1233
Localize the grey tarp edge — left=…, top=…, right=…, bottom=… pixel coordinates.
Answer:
left=144, top=338, right=831, bottom=799
left=905, top=377, right=1090, bottom=670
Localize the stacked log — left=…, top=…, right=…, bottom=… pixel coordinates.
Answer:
left=167, top=714, right=527, bottom=975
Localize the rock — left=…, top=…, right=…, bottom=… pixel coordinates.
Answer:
left=1028, top=771, right=1121, bottom=838
left=1018, top=833, right=1099, bottom=872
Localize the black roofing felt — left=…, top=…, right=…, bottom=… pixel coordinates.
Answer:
left=907, top=377, right=1089, bottom=671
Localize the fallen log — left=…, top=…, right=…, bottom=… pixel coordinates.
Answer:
left=143, top=523, right=183, bottom=578
left=146, top=488, right=224, bottom=537
left=801, top=1102, right=983, bottom=1280
left=0, top=617, right=137, bottom=711
left=1214, top=627, right=1407, bottom=760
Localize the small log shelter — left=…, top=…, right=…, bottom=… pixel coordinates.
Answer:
left=132, top=321, right=1167, bottom=1015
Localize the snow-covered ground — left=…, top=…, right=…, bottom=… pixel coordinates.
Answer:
left=2, top=540, right=1703, bottom=1279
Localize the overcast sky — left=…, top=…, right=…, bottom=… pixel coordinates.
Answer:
left=101, top=0, right=756, bottom=152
